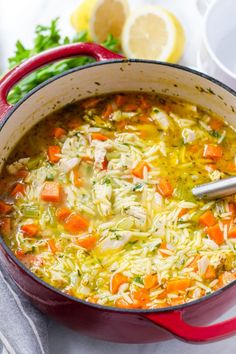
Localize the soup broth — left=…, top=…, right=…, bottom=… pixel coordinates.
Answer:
left=0, top=93, right=236, bottom=309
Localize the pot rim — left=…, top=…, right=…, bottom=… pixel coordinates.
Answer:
left=0, top=58, right=236, bottom=314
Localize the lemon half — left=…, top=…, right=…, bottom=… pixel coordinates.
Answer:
left=89, top=0, right=129, bottom=42
left=121, top=6, right=185, bottom=63
left=70, top=0, right=97, bottom=38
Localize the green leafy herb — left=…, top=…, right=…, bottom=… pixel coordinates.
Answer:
left=209, top=130, right=221, bottom=138
left=7, top=18, right=120, bottom=104
left=133, top=183, right=143, bottom=191
left=46, top=173, right=55, bottom=181
left=102, top=177, right=111, bottom=185
left=133, top=276, right=144, bottom=285
left=110, top=232, right=122, bottom=240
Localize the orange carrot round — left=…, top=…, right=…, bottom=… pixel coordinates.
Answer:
left=110, top=273, right=129, bottom=294
left=47, top=145, right=61, bottom=163
left=64, top=213, right=89, bottom=234
left=199, top=210, right=216, bottom=227
left=41, top=182, right=61, bottom=203
left=21, top=223, right=39, bottom=237
left=166, top=279, right=192, bottom=293
left=144, top=274, right=158, bottom=290
left=207, top=223, right=224, bottom=245
left=77, top=234, right=97, bottom=250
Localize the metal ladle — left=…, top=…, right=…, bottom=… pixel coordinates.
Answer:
left=192, top=176, right=236, bottom=200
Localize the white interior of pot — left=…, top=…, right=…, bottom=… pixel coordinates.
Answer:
left=0, top=60, right=235, bottom=171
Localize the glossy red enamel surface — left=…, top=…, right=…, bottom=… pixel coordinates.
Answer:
left=1, top=242, right=236, bottom=343
left=0, top=43, right=236, bottom=344
left=0, top=42, right=123, bottom=121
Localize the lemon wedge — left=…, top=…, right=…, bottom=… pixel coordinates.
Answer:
left=121, top=6, right=185, bottom=63
left=70, top=0, right=97, bottom=37
left=89, top=0, right=129, bottom=42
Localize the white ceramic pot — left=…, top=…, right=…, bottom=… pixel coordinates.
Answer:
left=197, top=0, right=236, bottom=89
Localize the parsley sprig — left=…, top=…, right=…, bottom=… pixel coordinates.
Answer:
left=7, top=18, right=120, bottom=104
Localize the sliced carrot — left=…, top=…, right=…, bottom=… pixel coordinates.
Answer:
left=225, top=162, right=236, bottom=172
left=102, top=104, right=113, bottom=119
left=21, top=223, right=39, bottom=237
left=204, top=265, right=216, bottom=280
left=199, top=210, right=216, bottom=227
left=115, top=94, right=126, bottom=107
left=72, top=168, right=82, bottom=187
left=157, top=289, right=167, bottom=300
left=52, top=127, right=66, bottom=139
left=188, top=144, right=199, bottom=153
left=47, top=145, right=61, bottom=163
left=140, top=96, right=151, bottom=110
left=117, top=120, right=127, bottom=130
left=82, top=97, right=101, bottom=109
left=123, top=103, right=138, bottom=112
left=132, top=161, right=150, bottom=179
left=228, top=227, right=236, bottom=238
left=111, top=272, right=129, bottom=294
left=11, top=183, right=25, bottom=197
left=229, top=202, right=236, bottom=216
left=48, top=239, right=57, bottom=253
left=15, top=249, right=25, bottom=259
left=41, top=182, right=61, bottom=203
left=210, top=118, right=223, bottom=131
left=159, top=242, right=171, bottom=257
left=207, top=223, right=224, bottom=245
left=101, top=157, right=108, bottom=170
left=131, top=288, right=149, bottom=305
left=67, top=118, right=82, bottom=129
left=157, top=178, right=173, bottom=197
left=203, top=144, right=223, bottom=159
left=178, top=208, right=188, bottom=219
left=56, top=207, right=71, bottom=222
left=138, top=114, right=149, bottom=124
left=144, top=274, right=158, bottom=290
left=91, top=132, right=108, bottom=141
left=0, top=218, right=11, bottom=236
left=166, top=279, right=192, bottom=293
left=188, top=254, right=201, bottom=271
left=64, top=213, right=89, bottom=234
left=0, top=200, right=12, bottom=214
left=77, top=234, right=97, bottom=250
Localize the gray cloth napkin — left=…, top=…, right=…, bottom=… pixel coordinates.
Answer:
left=0, top=258, right=49, bottom=354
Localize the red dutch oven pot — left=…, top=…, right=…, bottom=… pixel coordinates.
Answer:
left=0, top=43, right=236, bottom=344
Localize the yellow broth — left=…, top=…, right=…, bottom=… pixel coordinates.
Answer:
left=0, top=93, right=236, bottom=309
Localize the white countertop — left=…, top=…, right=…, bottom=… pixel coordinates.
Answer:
left=0, top=0, right=235, bottom=353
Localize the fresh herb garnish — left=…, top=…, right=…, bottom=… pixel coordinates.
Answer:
left=102, top=177, right=111, bottom=185
left=209, top=130, right=221, bottom=138
left=7, top=18, right=120, bottom=104
left=133, top=183, right=143, bottom=191
left=133, top=276, right=144, bottom=284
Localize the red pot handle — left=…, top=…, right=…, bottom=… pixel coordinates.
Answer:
left=145, top=310, right=236, bottom=342
left=0, top=42, right=123, bottom=121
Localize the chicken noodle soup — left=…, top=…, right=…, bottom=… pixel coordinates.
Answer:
left=0, top=93, right=236, bottom=309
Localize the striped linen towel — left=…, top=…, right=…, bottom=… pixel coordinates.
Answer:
left=0, top=259, right=49, bottom=354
